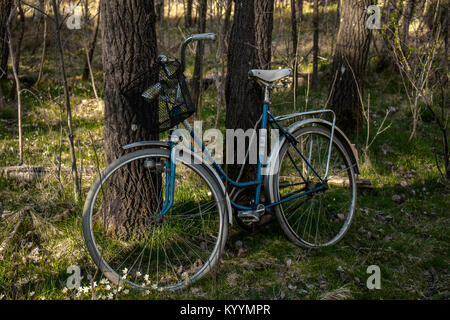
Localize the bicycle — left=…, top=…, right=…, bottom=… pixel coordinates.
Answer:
left=82, top=33, right=359, bottom=291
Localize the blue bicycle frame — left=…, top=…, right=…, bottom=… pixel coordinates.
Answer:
left=157, top=100, right=333, bottom=218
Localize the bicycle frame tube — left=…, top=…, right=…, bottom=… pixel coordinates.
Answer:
left=158, top=134, right=177, bottom=217
left=160, top=104, right=333, bottom=215
left=182, top=104, right=269, bottom=210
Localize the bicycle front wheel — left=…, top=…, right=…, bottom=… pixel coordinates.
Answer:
left=82, top=148, right=228, bottom=291
left=271, top=126, right=357, bottom=248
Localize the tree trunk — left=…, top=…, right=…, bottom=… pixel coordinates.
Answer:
left=33, top=0, right=45, bottom=22
left=296, top=0, right=303, bottom=23
left=8, top=3, right=25, bottom=101
left=290, top=0, right=298, bottom=105
left=185, top=0, right=193, bottom=27
left=191, top=0, right=207, bottom=113
left=400, top=0, right=416, bottom=46
left=51, top=0, right=80, bottom=200
left=82, top=3, right=101, bottom=81
left=312, top=0, right=319, bottom=86
left=6, top=2, right=23, bottom=165
left=0, top=0, right=13, bottom=80
left=155, top=0, right=164, bottom=23
left=225, top=0, right=273, bottom=181
left=328, top=0, right=373, bottom=134
left=14, top=2, right=25, bottom=76
left=223, top=0, right=233, bottom=49
left=376, top=0, right=401, bottom=72
left=254, top=0, right=274, bottom=69
left=36, top=15, right=47, bottom=85
left=290, top=0, right=297, bottom=63
left=101, top=0, right=159, bottom=235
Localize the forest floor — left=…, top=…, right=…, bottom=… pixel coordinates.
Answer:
left=0, top=3, right=449, bottom=300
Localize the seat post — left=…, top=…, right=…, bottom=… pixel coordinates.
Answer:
left=263, top=84, right=271, bottom=105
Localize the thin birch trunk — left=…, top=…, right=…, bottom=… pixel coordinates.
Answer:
left=51, top=0, right=80, bottom=201
left=7, top=2, right=23, bottom=165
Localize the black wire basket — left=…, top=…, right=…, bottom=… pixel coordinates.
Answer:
left=121, top=59, right=195, bottom=133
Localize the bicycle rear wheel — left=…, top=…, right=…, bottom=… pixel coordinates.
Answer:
left=271, top=126, right=356, bottom=248
left=82, top=148, right=228, bottom=291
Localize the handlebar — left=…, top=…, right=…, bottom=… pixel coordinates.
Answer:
left=180, top=33, right=216, bottom=71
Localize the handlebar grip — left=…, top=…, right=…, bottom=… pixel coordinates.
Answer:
left=190, top=33, right=216, bottom=41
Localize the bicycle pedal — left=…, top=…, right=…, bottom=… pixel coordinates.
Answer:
left=237, top=204, right=265, bottom=223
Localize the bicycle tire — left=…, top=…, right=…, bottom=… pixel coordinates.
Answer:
left=82, top=148, right=228, bottom=291
left=270, top=126, right=357, bottom=248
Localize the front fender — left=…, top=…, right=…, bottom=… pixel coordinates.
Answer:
left=122, top=140, right=170, bottom=150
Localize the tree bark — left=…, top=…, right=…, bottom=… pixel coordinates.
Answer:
left=33, top=0, right=45, bottom=22
left=290, top=0, right=297, bottom=62
left=0, top=0, right=13, bottom=80
left=328, top=0, right=374, bottom=134
left=400, top=0, right=416, bottom=46
left=101, top=0, right=159, bottom=235
left=225, top=0, right=273, bottom=181
left=155, top=0, right=164, bottom=23
left=185, top=0, right=193, bottom=27
left=312, top=0, right=319, bottom=86
left=290, top=0, right=298, bottom=104
left=223, top=0, right=233, bottom=49
left=82, top=3, right=100, bottom=81
left=254, top=0, right=274, bottom=69
left=376, top=0, right=401, bottom=72
left=191, top=0, right=207, bottom=113
left=36, top=15, right=47, bottom=85
left=6, top=2, right=23, bottom=165
left=296, top=0, right=303, bottom=23
left=14, top=2, right=25, bottom=76
left=51, top=0, right=80, bottom=200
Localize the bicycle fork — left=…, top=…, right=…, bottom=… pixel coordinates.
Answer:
left=157, top=136, right=177, bottom=220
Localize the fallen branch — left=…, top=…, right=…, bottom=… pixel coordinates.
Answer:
left=0, top=165, right=96, bottom=181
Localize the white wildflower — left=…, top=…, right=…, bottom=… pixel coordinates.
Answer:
left=107, top=293, right=114, bottom=300
left=105, top=285, right=111, bottom=291
left=136, top=271, right=141, bottom=278
left=122, top=267, right=128, bottom=274
left=144, top=274, right=150, bottom=281
left=123, top=289, right=129, bottom=295
left=62, top=287, right=68, bottom=294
